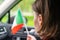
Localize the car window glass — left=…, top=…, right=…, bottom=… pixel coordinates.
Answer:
left=1, top=13, right=8, bottom=23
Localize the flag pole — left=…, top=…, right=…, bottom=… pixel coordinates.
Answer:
left=24, top=23, right=29, bottom=34
left=23, top=17, right=29, bottom=35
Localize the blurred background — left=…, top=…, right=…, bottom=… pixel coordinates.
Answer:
left=0, top=0, right=35, bottom=27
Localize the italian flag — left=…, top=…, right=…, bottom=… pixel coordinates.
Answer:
left=11, top=9, right=24, bottom=35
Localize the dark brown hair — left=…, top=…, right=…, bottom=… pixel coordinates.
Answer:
left=32, top=0, right=60, bottom=40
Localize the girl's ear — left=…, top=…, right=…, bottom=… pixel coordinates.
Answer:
left=38, top=14, right=42, bottom=25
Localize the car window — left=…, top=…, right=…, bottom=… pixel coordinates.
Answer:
left=0, top=0, right=35, bottom=27
left=0, top=0, right=22, bottom=23
left=1, top=13, right=8, bottom=23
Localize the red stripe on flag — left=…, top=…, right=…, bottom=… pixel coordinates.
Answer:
left=11, top=24, right=24, bottom=34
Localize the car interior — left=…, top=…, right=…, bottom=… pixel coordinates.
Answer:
left=0, top=0, right=40, bottom=40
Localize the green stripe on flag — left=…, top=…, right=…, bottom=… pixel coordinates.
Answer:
left=16, top=9, right=24, bottom=24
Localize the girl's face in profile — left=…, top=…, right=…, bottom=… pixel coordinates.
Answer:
left=34, top=13, right=47, bottom=39
left=34, top=13, right=42, bottom=33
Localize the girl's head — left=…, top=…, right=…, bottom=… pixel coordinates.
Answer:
left=32, top=0, right=60, bottom=40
